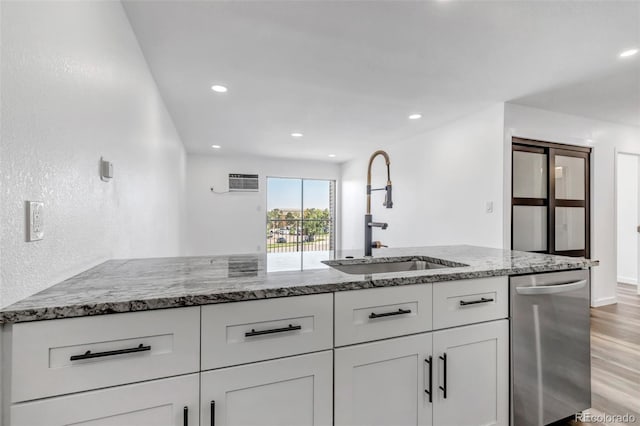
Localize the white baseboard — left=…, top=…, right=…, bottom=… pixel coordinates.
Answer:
left=592, top=296, right=617, bottom=307
left=618, top=276, right=639, bottom=286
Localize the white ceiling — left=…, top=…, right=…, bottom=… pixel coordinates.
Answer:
left=123, top=1, right=640, bottom=162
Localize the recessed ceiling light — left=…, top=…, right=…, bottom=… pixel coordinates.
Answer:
left=291, top=132, right=304, bottom=138
left=211, top=145, right=221, bottom=149
left=408, top=113, right=422, bottom=120
left=619, top=48, right=638, bottom=58
left=211, top=85, right=228, bottom=93
left=328, top=154, right=336, bottom=158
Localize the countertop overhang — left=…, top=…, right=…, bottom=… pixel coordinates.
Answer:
left=0, top=245, right=598, bottom=323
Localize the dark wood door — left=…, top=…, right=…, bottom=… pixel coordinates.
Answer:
left=512, top=138, right=591, bottom=258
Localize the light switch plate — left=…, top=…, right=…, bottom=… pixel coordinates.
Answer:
left=26, top=201, right=44, bottom=242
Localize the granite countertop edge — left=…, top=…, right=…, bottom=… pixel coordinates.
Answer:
left=0, top=247, right=599, bottom=324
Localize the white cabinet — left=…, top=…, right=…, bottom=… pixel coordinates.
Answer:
left=201, top=351, right=333, bottom=426
left=335, top=320, right=509, bottom=426
left=10, top=374, right=199, bottom=426
left=334, top=333, right=433, bottom=426
left=432, top=320, right=509, bottom=426
left=3, top=280, right=512, bottom=426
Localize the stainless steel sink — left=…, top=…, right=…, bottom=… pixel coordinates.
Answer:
left=323, top=256, right=467, bottom=275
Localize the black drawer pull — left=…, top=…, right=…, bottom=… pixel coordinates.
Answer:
left=211, top=400, right=216, bottom=426
left=424, top=356, right=433, bottom=403
left=439, top=353, right=447, bottom=399
left=183, top=406, right=188, bottom=426
left=245, top=324, right=302, bottom=337
left=459, top=297, right=494, bottom=306
left=369, top=308, right=412, bottom=319
left=70, top=343, right=151, bottom=361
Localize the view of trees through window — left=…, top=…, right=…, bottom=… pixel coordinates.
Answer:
left=266, top=178, right=335, bottom=271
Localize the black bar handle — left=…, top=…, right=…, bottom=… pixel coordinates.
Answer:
left=183, top=406, right=188, bottom=426
left=245, top=324, right=302, bottom=337
left=424, top=356, right=433, bottom=403
left=70, top=343, right=150, bottom=361
left=210, top=400, right=216, bottom=426
left=369, top=308, right=411, bottom=319
left=459, top=297, right=494, bottom=306
left=439, top=353, right=447, bottom=399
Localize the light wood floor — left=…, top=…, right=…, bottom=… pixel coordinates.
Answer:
left=566, top=283, right=640, bottom=426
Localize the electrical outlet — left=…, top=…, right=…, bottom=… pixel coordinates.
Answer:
left=26, top=201, right=44, bottom=242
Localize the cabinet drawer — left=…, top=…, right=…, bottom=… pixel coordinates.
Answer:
left=201, top=294, right=333, bottom=370
left=11, top=373, right=199, bottom=426
left=10, top=307, right=199, bottom=402
left=432, top=277, right=508, bottom=329
left=334, top=284, right=432, bottom=346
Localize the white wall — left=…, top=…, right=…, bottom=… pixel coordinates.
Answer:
left=617, top=153, right=639, bottom=285
left=0, top=1, right=187, bottom=307
left=185, top=154, right=340, bottom=256
left=341, top=104, right=506, bottom=252
left=505, top=103, right=640, bottom=306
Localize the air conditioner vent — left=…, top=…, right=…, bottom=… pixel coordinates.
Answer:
left=229, top=174, right=259, bottom=192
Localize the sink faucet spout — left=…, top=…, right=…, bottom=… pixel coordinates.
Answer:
left=364, top=150, right=393, bottom=256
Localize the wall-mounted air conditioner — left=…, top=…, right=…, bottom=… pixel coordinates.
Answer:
left=228, top=174, right=259, bottom=192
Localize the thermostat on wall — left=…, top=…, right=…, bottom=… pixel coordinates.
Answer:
left=100, top=157, right=114, bottom=182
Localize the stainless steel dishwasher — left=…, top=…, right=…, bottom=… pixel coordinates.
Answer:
left=510, top=269, right=591, bottom=426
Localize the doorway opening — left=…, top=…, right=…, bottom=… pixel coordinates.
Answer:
left=616, top=152, right=640, bottom=294
left=266, top=177, right=336, bottom=272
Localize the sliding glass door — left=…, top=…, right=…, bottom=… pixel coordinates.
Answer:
left=266, top=177, right=336, bottom=271
left=512, top=138, right=591, bottom=258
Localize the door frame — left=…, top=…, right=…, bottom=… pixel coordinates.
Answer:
left=615, top=149, right=640, bottom=294
left=510, top=137, right=592, bottom=258
left=503, top=131, right=596, bottom=253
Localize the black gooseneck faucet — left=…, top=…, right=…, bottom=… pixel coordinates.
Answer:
left=364, top=150, right=393, bottom=256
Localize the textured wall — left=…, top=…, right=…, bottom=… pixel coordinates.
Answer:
left=185, top=154, right=340, bottom=256
left=0, top=1, right=187, bottom=307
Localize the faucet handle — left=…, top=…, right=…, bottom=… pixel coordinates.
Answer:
left=371, top=241, right=388, bottom=249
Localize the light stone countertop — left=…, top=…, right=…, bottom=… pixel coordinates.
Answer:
left=0, top=245, right=598, bottom=323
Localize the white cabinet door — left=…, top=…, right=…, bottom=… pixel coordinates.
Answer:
left=11, top=374, right=199, bottom=426
left=201, top=351, right=332, bottom=426
left=432, top=320, right=509, bottom=426
left=334, top=333, right=433, bottom=426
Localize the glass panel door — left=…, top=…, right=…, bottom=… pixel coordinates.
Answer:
left=513, top=151, right=547, bottom=199
left=512, top=139, right=590, bottom=258
left=513, top=206, right=548, bottom=252
left=302, top=179, right=335, bottom=270
left=555, top=156, right=585, bottom=200
left=550, top=148, right=590, bottom=257
left=512, top=145, right=548, bottom=252
left=267, top=177, right=335, bottom=272
left=266, top=178, right=302, bottom=272
left=555, top=207, right=585, bottom=251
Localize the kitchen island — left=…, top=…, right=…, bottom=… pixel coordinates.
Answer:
left=0, top=245, right=598, bottom=426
